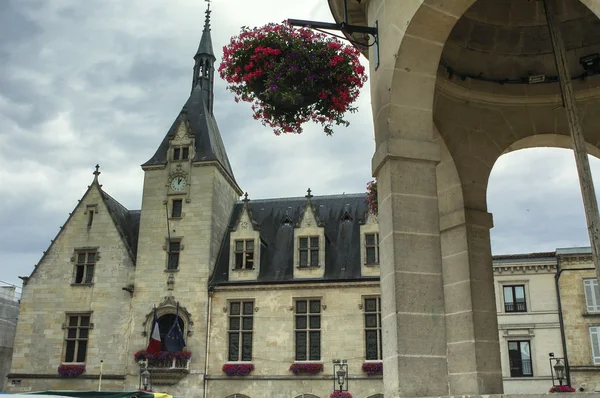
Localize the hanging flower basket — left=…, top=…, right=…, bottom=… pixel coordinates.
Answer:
left=289, top=362, right=324, bottom=375
left=222, top=363, right=255, bottom=376
left=361, top=361, right=383, bottom=375
left=549, top=386, right=575, bottom=393
left=57, top=364, right=85, bottom=377
left=365, top=180, right=377, bottom=216
left=219, top=22, right=367, bottom=136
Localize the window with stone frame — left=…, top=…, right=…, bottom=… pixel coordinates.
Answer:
left=74, top=251, right=96, bottom=284
left=234, top=240, right=255, bottom=270
left=64, top=313, right=91, bottom=363
left=590, top=326, right=600, bottom=364
left=503, top=285, right=527, bottom=312
left=364, top=296, right=382, bottom=360
left=584, top=279, right=600, bottom=313
left=298, top=237, right=319, bottom=267
left=172, top=146, right=190, bottom=161
left=167, top=240, right=181, bottom=270
left=171, top=199, right=183, bottom=218
left=295, top=299, right=321, bottom=361
left=365, top=233, right=379, bottom=265
left=508, top=340, right=533, bottom=377
left=228, top=300, right=254, bottom=362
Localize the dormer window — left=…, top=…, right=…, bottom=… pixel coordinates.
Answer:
left=365, top=233, right=379, bottom=265
left=172, top=146, right=190, bottom=161
left=299, top=237, right=319, bottom=267
left=234, top=239, right=255, bottom=270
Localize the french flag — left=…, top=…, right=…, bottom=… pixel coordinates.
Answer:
left=146, top=306, right=161, bottom=354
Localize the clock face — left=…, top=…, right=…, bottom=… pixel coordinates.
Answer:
left=170, top=177, right=187, bottom=191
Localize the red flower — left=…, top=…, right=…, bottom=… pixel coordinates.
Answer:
left=289, top=363, right=324, bottom=375
left=222, top=363, right=254, bottom=376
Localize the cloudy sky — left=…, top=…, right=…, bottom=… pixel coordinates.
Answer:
left=1, top=0, right=600, bottom=289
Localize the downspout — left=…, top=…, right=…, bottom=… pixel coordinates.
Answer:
left=203, top=287, right=213, bottom=398
left=555, top=258, right=593, bottom=387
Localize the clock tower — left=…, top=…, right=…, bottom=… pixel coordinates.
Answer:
left=127, top=4, right=242, bottom=395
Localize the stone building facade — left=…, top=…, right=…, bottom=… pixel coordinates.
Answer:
left=0, top=287, right=19, bottom=392
left=493, top=253, right=563, bottom=394
left=556, top=247, right=600, bottom=391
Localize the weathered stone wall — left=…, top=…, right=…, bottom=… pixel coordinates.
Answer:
left=557, top=252, right=600, bottom=391
left=5, top=184, right=134, bottom=393
left=207, top=282, right=384, bottom=398
left=126, top=164, right=238, bottom=397
left=0, top=291, right=19, bottom=391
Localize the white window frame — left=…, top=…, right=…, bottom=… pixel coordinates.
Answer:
left=584, top=279, right=600, bottom=313
left=589, top=326, right=600, bottom=365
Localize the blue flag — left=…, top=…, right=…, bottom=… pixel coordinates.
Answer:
left=165, top=302, right=186, bottom=352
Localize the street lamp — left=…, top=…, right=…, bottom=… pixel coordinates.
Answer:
left=549, top=352, right=567, bottom=386
left=332, top=359, right=348, bottom=393
left=139, top=360, right=152, bottom=391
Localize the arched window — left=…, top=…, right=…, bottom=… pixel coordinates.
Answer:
left=225, top=394, right=251, bottom=398
left=293, top=395, right=320, bottom=398
left=366, top=394, right=384, bottom=398
left=156, top=314, right=185, bottom=351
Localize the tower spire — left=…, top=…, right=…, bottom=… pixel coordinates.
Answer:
left=191, top=0, right=216, bottom=112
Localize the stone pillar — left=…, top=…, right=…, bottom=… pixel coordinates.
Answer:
left=373, top=137, right=448, bottom=397
left=440, top=208, right=503, bottom=395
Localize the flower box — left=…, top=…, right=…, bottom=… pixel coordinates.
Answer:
left=549, top=385, right=575, bottom=393
left=330, top=392, right=353, bottom=398
left=289, top=363, right=324, bottom=375
left=57, top=364, right=85, bottom=377
left=219, top=22, right=367, bottom=136
left=222, top=363, right=255, bottom=376
left=361, top=362, right=383, bottom=375
left=134, top=350, right=191, bottom=362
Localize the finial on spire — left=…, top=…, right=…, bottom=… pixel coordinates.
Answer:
left=93, top=164, right=101, bottom=182
left=242, top=192, right=249, bottom=204
left=306, top=188, right=313, bottom=199
left=204, top=0, right=212, bottom=31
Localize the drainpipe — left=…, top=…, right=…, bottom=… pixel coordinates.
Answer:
left=555, top=257, right=592, bottom=387
left=203, top=288, right=213, bottom=398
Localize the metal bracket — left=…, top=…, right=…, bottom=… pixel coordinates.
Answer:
left=287, top=0, right=379, bottom=70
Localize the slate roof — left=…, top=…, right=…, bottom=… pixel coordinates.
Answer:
left=142, top=86, right=236, bottom=181
left=101, top=190, right=141, bottom=261
left=210, top=193, right=377, bottom=286
left=492, top=251, right=556, bottom=262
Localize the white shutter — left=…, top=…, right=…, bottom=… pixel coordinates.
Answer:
left=584, top=279, right=600, bottom=312
left=590, top=327, right=600, bottom=365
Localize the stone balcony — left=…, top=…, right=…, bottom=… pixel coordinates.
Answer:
left=147, top=358, right=190, bottom=385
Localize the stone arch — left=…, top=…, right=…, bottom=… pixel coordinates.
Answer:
left=225, top=395, right=251, bottom=398
left=503, top=134, right=600, bottom=159
left=366, top=395, right=384, bottom=398
left=293, top=394, right=320, bottom=398
left=141, top=296, right=194, bottom=338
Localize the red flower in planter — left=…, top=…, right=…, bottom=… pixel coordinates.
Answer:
left=365, top=180, right=377, bottom=216
left=330, top=392, right=353, bottom=398
left=549, top=385, right=575, bottom=393
left=222, top=363, right=255, bottom=376
left=219, top=22, right=367, bottom=136
left=289, top=363, right=324, bottom=375
left=57, top=364, right=85, bottom=377
left=361, top=362, right=383, bottom=375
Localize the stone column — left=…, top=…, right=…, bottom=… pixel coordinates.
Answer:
left=373, top=137, right=448, bottom=397
left=440, top=208, right=503, bottom=394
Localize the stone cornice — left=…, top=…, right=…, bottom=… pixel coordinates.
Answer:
left=493, top=262, right=557, bottom=274
left=213, top=281, right=380, bottom=293
left=436, top=74, right=600, bottom=106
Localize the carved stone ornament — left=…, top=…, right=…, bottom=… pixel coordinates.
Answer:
left=240, top=221, right=249, bottom=230
left=141, top=296, right=194, bottom=337
left=169, top=164, right=188, bottom=180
